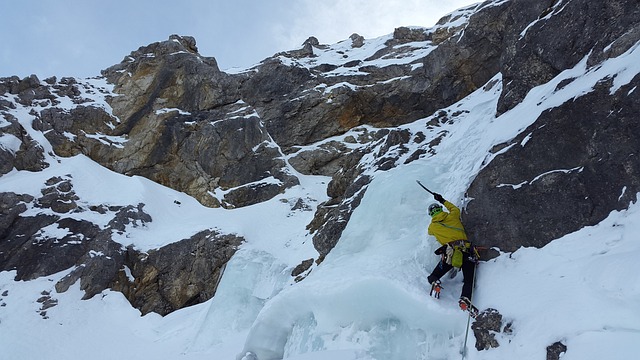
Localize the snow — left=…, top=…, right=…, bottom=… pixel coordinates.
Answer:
left=82, top=132, right=127, bottom=148
left=0, top=133, right=22, bottom=153
left=275, top=33, right=437, bottom=79
left=519, top=0, right=570, bottom=39
left=2, top=7, right=640, bottom=360
left=155, top=107, right=192, bottom=116
left=35, top=223, right=73, bottom=242
left=498, top=167, right=584, bottom=190
left=474, top=204, right=640, bottom=360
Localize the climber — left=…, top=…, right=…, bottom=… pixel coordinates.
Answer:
left=426, top=192, right=478, bottom=317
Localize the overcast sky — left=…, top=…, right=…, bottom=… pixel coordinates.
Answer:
left=2, top=0, right=478, bottom=79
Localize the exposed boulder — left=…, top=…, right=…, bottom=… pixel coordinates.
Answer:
left=36, top=105, right=120, bottom=158
left=36, top=291, right=58, bottom=319
left=37, top=176, right=80, bottom=214
left=546, top=341, right=567, bottom=360
left=0, top=120, right=47, bottom=174
left=291, top=258, right=314, bottom=278
left=54, top=227, right=244, bottom=315
left=349, top=33, right=365, bottom=48
left=111, top=229, right=243, bottom=315
left=107, top=203, right=152, bottom=233
left=388, top=26, right=429, bottom=45
left=471, top=308, right=513, bottom=351
left=310, top=173, right=371, bottom=260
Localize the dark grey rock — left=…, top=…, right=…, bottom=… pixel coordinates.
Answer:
left=311, top=174, right=371, bottom=259
left=547, top=341, right=567, bottom=360
left=350, top=33, right=365, bottom=48
left=498, top=0, right=640, bottom=114
left=471, top=308, right=509, bottom=351
left=465, top=76, right=640, bottom=254
left=390, top=26, right=429, bottom=45
left=291, top=258, right=314, bottom=277
left=288, top=141, right=352, bottom=176
left=0, top=192, right=32, bottom=235
left=0, top=115, right=48, bottom=174
left=115, top=230, right=243, bottom=315
left=0, top=214, right=89, bottom=280
left=35, top=177, right=79, bottom=214
left=107, top=203, right=152, bottom=233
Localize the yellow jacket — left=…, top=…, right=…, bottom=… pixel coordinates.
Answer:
left=428, top=201, right=468, bottom=245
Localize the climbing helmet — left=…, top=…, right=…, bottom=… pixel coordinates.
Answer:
left=428, top=203, right=443, bottom=217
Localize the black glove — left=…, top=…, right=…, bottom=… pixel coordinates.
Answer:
left=434, top=245, right=446, bottom=255
left=433, top=193, right=445, bottom=204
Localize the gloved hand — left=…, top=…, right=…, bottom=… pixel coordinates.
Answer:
left=434, top=245, right=446, bottom=255
left=433, top=193, right=445, bottom=204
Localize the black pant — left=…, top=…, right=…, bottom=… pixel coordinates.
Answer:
left=427, top=253, right=475, bottom=300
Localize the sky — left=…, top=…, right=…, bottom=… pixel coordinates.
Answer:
left=1, top=0, right=478, bottom=79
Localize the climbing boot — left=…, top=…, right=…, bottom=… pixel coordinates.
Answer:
left=430, top=280, right=443, bottom=299
left=459, top=296, right=479, bottom=318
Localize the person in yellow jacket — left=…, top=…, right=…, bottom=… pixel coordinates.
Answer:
left=426, top=192, right=478, bottom=316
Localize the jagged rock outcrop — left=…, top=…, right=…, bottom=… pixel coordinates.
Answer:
left=0, top=77, right=51, bottom=174
left=1, top=189, right=125, bottom=283
left=0, top=35, right=300, bottom=209
left=497, top=0, right=640, bottom=114
left=464, top=0, right=640, bottom=255
left=108, top=230, right=242, bottom=315
left=546, top=341, right=567, bottom=360
left=97, top=35, right=300, bottom=208
left=0, top=175, right=243, bottom=315
left=471, top=308, right=513, bottom=351
left=466, top=76, right=640, bottom=254
left=0, top=122, right=45, bottom=174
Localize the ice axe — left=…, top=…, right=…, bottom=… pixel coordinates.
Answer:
left=415, top=180, right=436, bottom=195
left=416, top=180, right=445, bottom=204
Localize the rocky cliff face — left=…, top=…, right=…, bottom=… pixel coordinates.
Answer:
left=464, top=0, right=640, bottom=255
left=1, top=0, right=639, bottom=315
left=0, top=175, right=242, bottom=316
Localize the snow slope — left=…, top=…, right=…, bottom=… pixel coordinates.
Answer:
left=2, top=10, right=640, bottom=360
